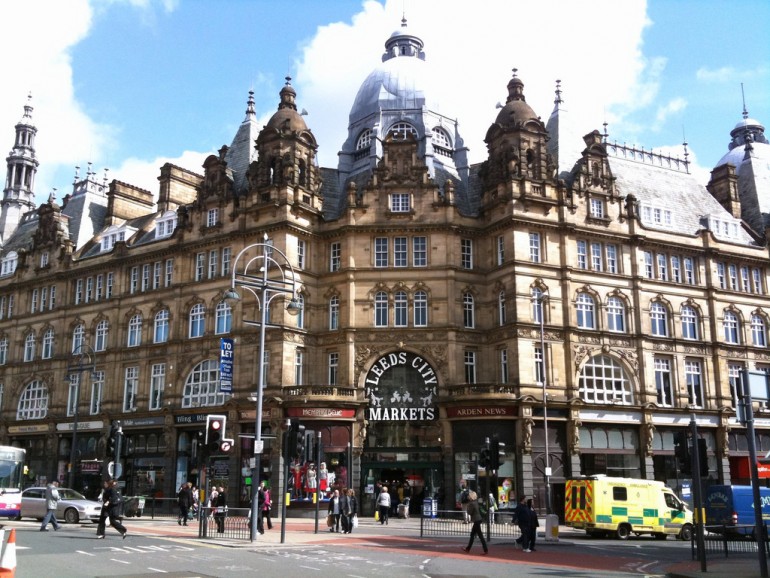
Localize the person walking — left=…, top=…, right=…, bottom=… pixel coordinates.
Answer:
left=260, top=481, right=273, bottom=530
left=98, top=479, right=127, bottom=539
left=377, top=485, right=391, bottom=525
left=40, top=480, right=62, bottom=531
left=460, top=490, right=488, bottom=555
left=512, top=495, right=532, bottom=552
left=214, top=486, right=227, bottom=533
left=177, top=482, right=193, bottom=526
left=339, top=487, right=352, bottom=534
left=526, top=498, right=539, bottom=551
left=459, top=482, right=471, bottom=523
left=95, top=480, right=110, bottom=538
left=327, top=489, right=341, bottom=532
left=346, top=488, right=359, bottom=534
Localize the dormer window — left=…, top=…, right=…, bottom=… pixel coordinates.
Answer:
left=431, top=127, right=452, bottom=157
left=390, top=193, right=410, bottom=213
left=207, top=208, right=219, bottom=228
left=356, top=129, right=373, bottom=150
left=389, top=122, right=416, bottom=140
left=40, top=252, right=49, bottom=268
left=707, top=214, right=741, bottom=241
left=155, top=211, right=177, bottom=238
left=589, top=198, right=605, bottom=219
left=640, top=202, right=674, bottom=229
left=1, top=252, right=18, bottom=276
left=100, top=227, right=128, bottom=252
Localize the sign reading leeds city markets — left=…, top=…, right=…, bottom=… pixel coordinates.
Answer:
left=365, top=351, right=438, bottom=421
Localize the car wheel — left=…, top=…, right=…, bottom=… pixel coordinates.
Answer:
left=616, top=524, right=632, bottom=540
left=64, top=508, right=79, bottom=524
left=679, top=524, right=693, bottom=541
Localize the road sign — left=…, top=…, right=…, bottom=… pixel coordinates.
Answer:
left=107, top=461, right=123, bottom=478
left=219, top=338, right=234, bottom=393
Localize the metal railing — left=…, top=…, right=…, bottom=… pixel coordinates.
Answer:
left=198, top=506, right=251, bottom=540
left=420, top=509, right=523, bottom=539
left=696, top=524, right=770, bottom=559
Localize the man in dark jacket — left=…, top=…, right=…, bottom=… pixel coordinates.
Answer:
left=177, top=482, right=193, bottom=526
left=99, top=479, right=127, bottom=539
left=512, top=495, right=531, bottom=552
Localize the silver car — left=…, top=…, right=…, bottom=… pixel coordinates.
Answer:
left=20, top=487, right=101, bottom=523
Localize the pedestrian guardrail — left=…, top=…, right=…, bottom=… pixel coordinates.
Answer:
left=695, top=524, right=770, bottom=559
left=198, top=506, right=251, bottom=541
left=420, top=509, right=522, bottom=540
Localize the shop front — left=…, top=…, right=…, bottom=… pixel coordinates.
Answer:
left=8, top=424, right=49, bottom=488
left=121, top=416, right=168, bottom=499
left=56, top=419, right=104, bottom=497
left=360, top=350, right=442, bottom=517
left=238, top=409, right=275, bottom=507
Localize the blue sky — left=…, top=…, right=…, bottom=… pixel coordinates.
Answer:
left=1, top=0, right=768, bottom=204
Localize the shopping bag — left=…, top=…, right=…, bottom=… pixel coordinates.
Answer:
left=374, top=510, right=379, bottom=521
left=352, top=514, right=359, bottom=528
left=326, top=514, right=334, bottom=528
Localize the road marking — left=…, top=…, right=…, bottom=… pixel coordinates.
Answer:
left=111, top=558, right=131, bottom=564
left=147, top=568, right=167, bottom=573
left=299, top=565, right=321, bottom=571
left=75, top=550, right=95, bottom=556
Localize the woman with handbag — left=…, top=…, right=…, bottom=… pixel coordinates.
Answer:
left=346, top=488, right=359, bottom=534
left=327, top=489, right=341, bottom=532
left=377, top=485, right=390, bottom=525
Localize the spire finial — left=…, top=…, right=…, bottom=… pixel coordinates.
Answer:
left=741, top=83, right=749, bottom=120
left=682, top=126, right=690, bottom=173
left=602, top=121, right=609, bottom=143
left=246, top=89, right=256, bottom=118
left=285, top=75, right=292, bottom=86
left=554, top=79, right=563, bottom=105
left=512, top=67, right=518, bottom=79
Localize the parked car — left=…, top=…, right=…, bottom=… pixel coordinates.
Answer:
left=19, top=487, right=101, bottom=523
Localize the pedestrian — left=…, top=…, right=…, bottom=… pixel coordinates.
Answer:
left=460, top=490, right=488, bottom=555
left=214, top=486, right=227, bottom=533
left=40, top=480, right=62, bottom=531
left=260, top=481, right=273, bottom=530
left=177, top=482, right=193, bottom=526
left=512, top=495, right=531, bottom=552
left=339, top=487, right=351, bottom=533
left=459, top=482, right=471, bottom=523
left=377, top=485, right=390, bottom=525
left=328, top=489, right=341, bottom=532
left=346, top=488, right=359, bottom=534
left=527, top=498, right=539, bottom=551
left=96, top=479, right=110, bottom=538
left=98, top=479, right=127, bottom=539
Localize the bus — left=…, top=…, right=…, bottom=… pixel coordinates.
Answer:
left=0, top=446, right=26, bottom=519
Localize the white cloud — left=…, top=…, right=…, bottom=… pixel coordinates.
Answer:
left=113, top=150, right=208, bottom=194
left=654, top=97, right=688, bottom=130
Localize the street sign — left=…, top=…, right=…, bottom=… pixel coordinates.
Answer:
left=254, top=440, right=264, bottom=453
left=107, top=461, right=123, bottom=478
left=219, top=338, right=234, bottom=393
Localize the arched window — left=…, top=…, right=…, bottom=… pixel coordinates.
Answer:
left=189, top=304, right=205, bottom=338
left=72, top=323, right=85, bottom=353
left=154, top=310, right=169, bottom=343
left=127, top=314, right=142, bottom=347
left=724, top=310, right=740, bottom=344
left=578, top=355, right=633, bottom=404
left=42, top=328, right=54, bottom=359
left=356, top=129, right=373, bottom=150
left=1, top=251, right=18, bottom=276
left=607, top=296, right=626, bottom=333
left=215, top=301, right=231, bottom=335
left=374, top=291, right=388, bottom=327
left=414, top=290, right=428, bottom=327
left=431, top=127, right=451, bottom=148
left=17, top=380, right=49, bottom=420
left=394, top=291, right=408, bottom=327
left=182, top=359, right=229, bottom=408
left=389, top=122, right=416, bottom=140
left=329, top=296, right=340, bottom=330
left=576, top=293, right=595, bottom=329
left=498, top=291, right=506, bottom=326
left=95, top=320, right=109, bottom=351
left=650, top=302, right=668, bottom=337
left=24, top=332, right=36, bottom=362
left=463, top=293, right=475, bottom=328
left=751, top=314, right=767, bottom=347
left=681, top=305, right=699, bottom=340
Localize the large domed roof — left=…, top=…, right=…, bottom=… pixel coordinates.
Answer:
left=716, top=112, right=769, bottom=172
left=265, top=78, right=308, bottom=133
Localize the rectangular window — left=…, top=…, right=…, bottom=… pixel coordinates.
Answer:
left=644, top=251, right=654, bottom=279
left=656, top=254, right=668, bottom=281
left=606, top=244, right=618, bottom=274
left=330, top=242, right=341, bottom=272
left=207, top=208, right=218, bottom=227
left=75, top=279, right=83, bottom=305
left=684, top=257, right=696, bottom=285
left=85, top=277, right=94, bottom=302
left=294, top=349, right=304, bottom=385
left=590, top=242, right=602, bottom=271
left=671, top=256, right=681, bottom=283
left=728, top=363, right=744, bottom=407
left=90, top=371, right=104, bottom=415
left=66, top=374, right=80, bottom=417
left=150, top=363, right=165, bottom=411
left=497, top=236, right=505, bottom=266
left=728, top=264, right=738, bottom=290
left=390, top=192, right=410, bottom=212
left=96, top=275, right=104, bottom=301
left=461, top=239, right=473, bottom=269
left=394, top=237, right=407, bottom=267
left=464, top=350, right=477, bottom=384
left=535, top=345, right=544, bottom=385
left=741, top=266, right=750, bottom=293
left=753, top=268, right=763, bottom=294
left=142, top=264, right=151, bottom=292
left=529, top=232, right=541, bottom=263
left=499, top=349, right=509, bottom=384
left=106, top=273, right=114, bottom=298
left=717, top=263, right=726, bottom=289
left=123, top=367, right=138, bottom=412
left=685, top=359, right=703, bottom=407
left=328, top=352, right=339, bottom=385
left=374, top=238, right=388, bottom=268
left=297, top=240, right=306, bottom=269
left=153, top=262, right=162, bottom=290
left=31, top=289, right=38, bottom=313
left=221, top=247, right=231, bottom=277
left=195, top=253, right=205, bottom=282
left=40, top=287, right=48, bottom=311
left=590, top=198, right=604, bottom=218
left=130, top=266, right=139, bottom=294
left=208, top=250, right=218, bottom=279
left=577, top=240, right=587, bottom=270
left=165, top=259, right=174, bottom=287
left=413, top=237, right=427, bottom=267
left=655, top=357, right=673, bottom=407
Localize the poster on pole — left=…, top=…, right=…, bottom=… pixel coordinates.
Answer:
left=219, top=338, right=234, bottom=393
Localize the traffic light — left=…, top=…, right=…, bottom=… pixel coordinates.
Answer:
left=697, top=438, right=708, bottom=476
left=674, top=431, right=691, bottom=475
left=479, top=439, right=491, bottom=469
left=288, top=421, right=306, bottom=459
left=490, top=436, right=500, bottom=470
left=206, top=415, right=226, bottom=452
left=107, top=421, right=122, bottom=458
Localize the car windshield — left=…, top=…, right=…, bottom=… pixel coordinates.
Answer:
left=58, top=489, right=87, bottom=500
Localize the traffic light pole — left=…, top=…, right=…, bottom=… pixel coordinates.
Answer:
left=689, top=416, right=706, bottom=573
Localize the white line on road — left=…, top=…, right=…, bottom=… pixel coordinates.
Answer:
left=75, top=550, right=95, bottom=556
left=111, top=559, right=131, bottom=564
left=147, top=568, right=168, bottom=573
left=299, top=565, right=321, bottom=571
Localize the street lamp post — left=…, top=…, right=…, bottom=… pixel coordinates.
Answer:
left=65, top=344, right=96, bottom=490
left=533, top=291, right=552, bottom=515
left=225, top=233, right=301, bottom=543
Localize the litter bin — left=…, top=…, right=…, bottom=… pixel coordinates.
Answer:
left=544, top=513, right=559, bottom=541
left=422, top=498, right=437, bottom=518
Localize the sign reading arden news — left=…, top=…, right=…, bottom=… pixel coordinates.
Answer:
left=364, top=351, right=438, bottom=421
left=219, top=338, right=234, bottom=393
